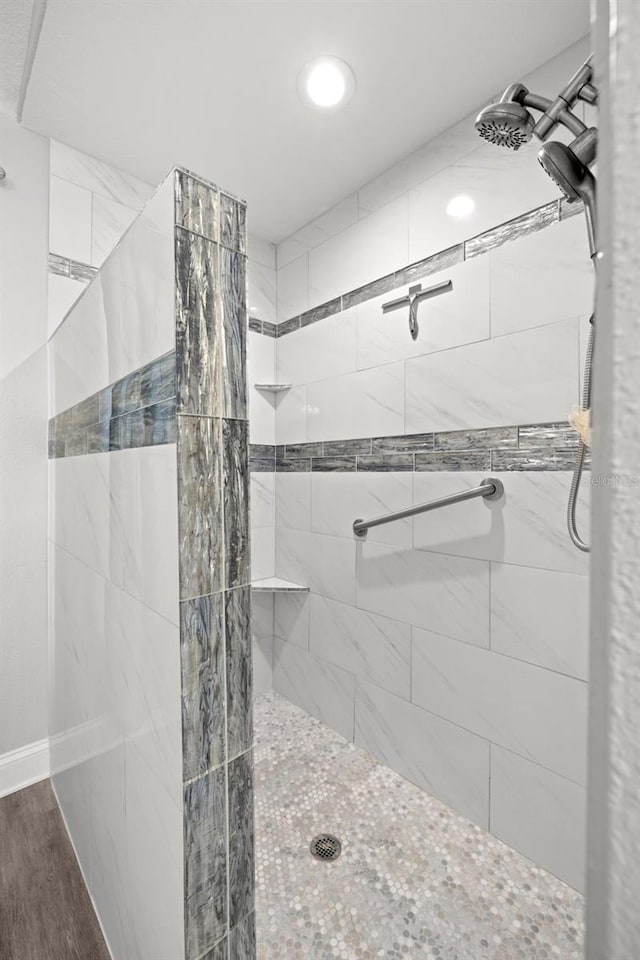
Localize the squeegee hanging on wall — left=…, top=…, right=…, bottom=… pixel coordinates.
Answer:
left=382, top=279, right=453, bottom=341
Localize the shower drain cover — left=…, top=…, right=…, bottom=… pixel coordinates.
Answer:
left=310, top=834, right=342, bottom=862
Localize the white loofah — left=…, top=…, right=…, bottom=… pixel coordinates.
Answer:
left=569, top=406, right=591, bottom=447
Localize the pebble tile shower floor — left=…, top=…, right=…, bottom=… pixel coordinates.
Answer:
left=254, top=692, right=584, bottom=960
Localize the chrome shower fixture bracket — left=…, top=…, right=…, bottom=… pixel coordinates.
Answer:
left=475, top=57, right=598, bottom=151
left=382, top=279, right=453, bottom=341
left=474, top=54, right=600, bottom=554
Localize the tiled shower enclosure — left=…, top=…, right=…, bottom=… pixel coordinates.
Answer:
left=48, top=168, right=254, bottom=959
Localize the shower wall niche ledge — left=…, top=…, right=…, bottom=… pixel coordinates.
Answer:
left=254, top=383, right=292, bottom=393
left=251, top=577, right=309, bottom=593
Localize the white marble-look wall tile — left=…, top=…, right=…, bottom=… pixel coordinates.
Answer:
left=100, top=177, right=175, bottom=385
left=277, top=309, right=357, bottom=386
left=47, top=273, right=87, bottom=338
left=308, top=197, right=409, bottom=310
left=109, top=445, right=179, bottom=625
left=251, top=472, right=275, bottom=530
left=49, top=544, right=107, bottom=751
left=357, top=114, right=479, bottom=218
left=306, top=363, right=404, bottom=443
left=49, top=277, right=109, bottom=414
left=491, top=563, right=589, bottom=680
left=252, top=593, right=274, bottom=696
left=408, top=140, right=558, bottom=264
left=91, top=194, right=139, bottom=268
left=275, top=473, right=311, bottom=532
left=50, top=549, right=107, bottom=933
left=247, top=234, right=276, bottom=270
left=106, top=581, right=183, bottom=959
left=50, top=175, right=93, bottom=262
left=277, top=254, right=309, bottom=321
left=273, top=638, right=355, bottom=741
left=247, top=259, right=276, bottom=324
left=405, top=320, right=579, bottom=435
left=489, top=216, right=594, bottom=338
left=275, top=386, right=307, bottom=446
left=249, top=392, right=276, bottom=446
left=277, top=195, right=359, bottom=270
left=412, top=628, right=588, bottom=785
left=276, top=528, right=356, bottom=606
left=274, top=592, right=310, bottom=650
left=248, top=329, right=276, bottom=382
left=412, top=471, right=590, bottom=575
left=490, top=745, right=586, bottom=892
left=49, top=174, right=175, bottom=415
left=87, top=743, right=131, bottom=960
left=356, top=256, right=490, bottom=371
left=309, top=595, right=411, bottom=699
left=355, top=680, right=490, bottom=826
left=356, top=541, right=490, bottom=646
left=105, top=576, right=182, bottom=807
left=51, top=140, right=155, bottom=209
left=311, top=472, right=412, bottom=546
left=50, top=453, right=111, bottom=578
left=251, top=526, right=275, bottom=582
left=51, top=766, right=93, bottom=893
left=124, top=742, right=184, bottom=960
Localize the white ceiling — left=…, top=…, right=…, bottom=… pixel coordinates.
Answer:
left=0, top=0, right=35, bottom=115
left=20, top=0, right=591, bottom=241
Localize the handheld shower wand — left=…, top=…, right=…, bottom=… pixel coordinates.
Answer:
left=475, top=57, right=599, bottom=552
left=537, top=129, right=598, bottom=259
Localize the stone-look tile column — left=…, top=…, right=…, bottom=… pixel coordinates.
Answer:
left=174, top=169, right=255, bottom=960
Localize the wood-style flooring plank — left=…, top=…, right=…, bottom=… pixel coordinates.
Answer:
left=0, top=779, right=111, bottom=960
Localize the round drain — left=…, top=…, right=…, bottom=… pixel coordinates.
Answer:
left=310, top=834, right=342, bottom=862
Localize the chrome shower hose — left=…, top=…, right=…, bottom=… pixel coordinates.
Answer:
left=567, top=317, right=594, bottom=552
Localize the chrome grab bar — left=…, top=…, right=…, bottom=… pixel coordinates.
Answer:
left=352, top=477, right=504, bottom=538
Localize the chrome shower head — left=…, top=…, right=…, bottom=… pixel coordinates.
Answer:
left=475, top=82, right=536, bottom=150
left=475, top=99, right=535, bottom=150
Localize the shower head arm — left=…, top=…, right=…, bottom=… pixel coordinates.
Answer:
left=519, top=91, right=588, bottom=140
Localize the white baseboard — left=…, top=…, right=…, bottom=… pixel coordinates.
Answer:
left=0, top=737, right=50, bottom=798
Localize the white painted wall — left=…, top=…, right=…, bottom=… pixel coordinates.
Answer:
left=0, top=113, right=50, bottom=795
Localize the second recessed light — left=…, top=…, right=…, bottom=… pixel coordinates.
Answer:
left=298, top=56, right=355, bottom=110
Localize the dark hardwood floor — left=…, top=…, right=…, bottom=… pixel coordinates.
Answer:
left=0, top=779, right=111, bottom=960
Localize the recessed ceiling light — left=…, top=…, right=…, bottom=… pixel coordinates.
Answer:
left=298, top=56, right=355, bottom=110
left=446, top=195, right=475, bottom=217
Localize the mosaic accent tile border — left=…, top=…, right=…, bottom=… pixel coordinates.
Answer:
left=174, top=169, right=254, bottom=960
left=48, top=251, right=99, bottom=282
left=248, top=316, right=277, bottom=338
left=48, top=351, right=176, bottom=458
left=262, top=197, right=587, bottom=338
left=250, top=421, right=588, bottom=473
